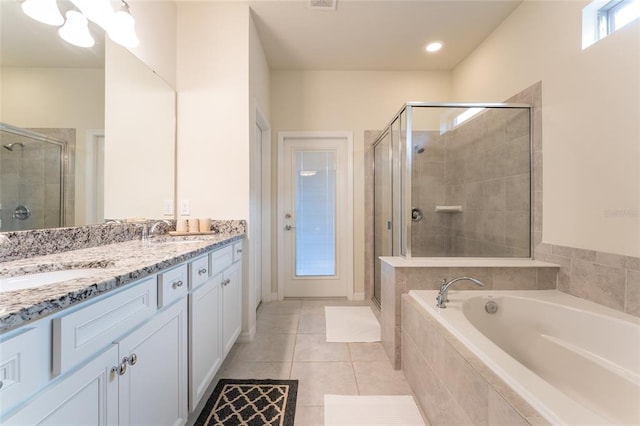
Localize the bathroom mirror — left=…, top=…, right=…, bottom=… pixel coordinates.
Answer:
left=0, top=1, right=176, bottom=231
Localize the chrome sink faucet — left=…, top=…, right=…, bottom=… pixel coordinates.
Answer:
left=149, top=219, right=173, bottom=236
left=436, top=277, right=484, bottom=308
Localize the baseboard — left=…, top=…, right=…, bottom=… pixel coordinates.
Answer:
left=271, top=292, right=279, bottom=301
left=238, top=324, right=256, bottom=343
left=352, top=292, right=365, bottom=301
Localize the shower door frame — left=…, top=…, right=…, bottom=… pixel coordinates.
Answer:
left=0, top=122, right=69, bottom=229
left=371, top=102, right=534, bottom=302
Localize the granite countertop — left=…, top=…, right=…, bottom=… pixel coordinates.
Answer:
left=0, top=231, right=244, bottom=333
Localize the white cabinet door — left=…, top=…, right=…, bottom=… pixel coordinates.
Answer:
left=2, top=345, right=119, bottom=426
left=221, top=262, right=242, bottom=358
left=116, top=299, right=188, bottom=426
left=188, top=276, right=222, bottom=412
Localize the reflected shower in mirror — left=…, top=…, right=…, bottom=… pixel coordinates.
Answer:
left=0, top=0, right=176, bottom=231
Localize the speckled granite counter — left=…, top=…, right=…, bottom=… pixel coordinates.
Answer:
left=0, top=231, right=244, bottom=333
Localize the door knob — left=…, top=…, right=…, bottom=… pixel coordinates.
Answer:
left=285, top=225, right=295, bottom=231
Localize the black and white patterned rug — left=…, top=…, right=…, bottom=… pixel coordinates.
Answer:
left=195, top=379, right=298, bottom=426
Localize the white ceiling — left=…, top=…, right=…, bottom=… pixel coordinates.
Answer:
left=248, top=0, right=523, bottom=71
left=1, top=0, right=522, bottom=71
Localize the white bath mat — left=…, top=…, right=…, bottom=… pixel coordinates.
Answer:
left=324, top=395, right=426, bottom=425
left=325, top=306, right=380, bottom=342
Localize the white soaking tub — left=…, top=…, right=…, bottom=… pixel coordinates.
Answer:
left=408, top=289, right=640, bottom=425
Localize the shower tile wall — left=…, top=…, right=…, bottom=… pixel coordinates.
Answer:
left=0, top=128, right=75, bottom=231
left=412, top=108, right=531, bottom=257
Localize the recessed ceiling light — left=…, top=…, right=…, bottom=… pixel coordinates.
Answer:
left=425, top=41, right=443, bottom=53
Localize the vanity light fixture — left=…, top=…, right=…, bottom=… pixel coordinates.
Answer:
left=58, top=10, right=95, bottom=47
left=58, top=10, right=96, bottom=47
left=20, top=0, right=64, bottom=26
left=425, top=41, right=444, bottom=53
left=70, top=0, right=114, bottom=31
left=108, top=0, right=139, bottom=48
left=20, top=0, right=139, bottom=49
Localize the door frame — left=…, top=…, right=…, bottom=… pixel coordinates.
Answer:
left=253, top=105, right=272, bottom=306
left=276, top=131, right=354, bottom=300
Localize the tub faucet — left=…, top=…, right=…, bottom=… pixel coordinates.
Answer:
left=436, top=277, right=484, bottom=308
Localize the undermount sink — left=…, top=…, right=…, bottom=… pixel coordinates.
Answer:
left=0, top=269, right=102, bottom=293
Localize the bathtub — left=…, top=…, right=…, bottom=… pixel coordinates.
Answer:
left=408, top=289, right=640, bottom=425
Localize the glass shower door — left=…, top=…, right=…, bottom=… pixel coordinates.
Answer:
left=373, top=131, right=392, bottom=306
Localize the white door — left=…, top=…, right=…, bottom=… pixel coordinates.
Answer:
left=278, top=132, right=353, bottom=298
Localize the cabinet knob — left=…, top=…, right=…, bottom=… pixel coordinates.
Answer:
left=172, top=280, right=184, bottom=290
left=198, top=267, right=207, bottom=275
left=128, top=353, right=138, bottom=366
left=112, top=359, right=128, bottom=376
left=236, top=249, right=242, bottom=253
left=0, top=380, right=3, bottom=389
left=221, top=278, right=231, bottom=286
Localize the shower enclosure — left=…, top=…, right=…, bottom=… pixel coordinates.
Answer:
left=371, top=103, right=532, bottom=305
left=0, top=123, right=68, bottom=231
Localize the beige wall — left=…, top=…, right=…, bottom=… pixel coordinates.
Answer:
left=128, top=0, right=178, bottom=88
left=1, top=67, right=104, bottom=224
left=176, top=2, right=250, bottom=220
left=270, top=70, right=452, bottom=295
left=452, top=1, right=640, bottom=257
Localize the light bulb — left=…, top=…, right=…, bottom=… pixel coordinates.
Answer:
left=21, top=0, right=64, bottom=26
left=70, top=0, right=114, bottom=30
left=108, top=3, right=139, bottom=48
left=58, top=11, right=95, bottom=48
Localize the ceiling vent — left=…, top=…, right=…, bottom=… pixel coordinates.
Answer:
left=309, top=0, right=337, bottom=11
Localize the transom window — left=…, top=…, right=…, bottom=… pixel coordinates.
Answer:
left=583, top=0, right=639, bottom=49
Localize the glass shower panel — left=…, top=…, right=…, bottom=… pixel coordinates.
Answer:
left=408, top=106, right=531, bottom=257
left=0, top=125, right=64, bottom=231
left=294, top=150, right=336, bottom=276
left=410, top=107, right=448, bottom=256
left=373, top=130, right=392, bottom=305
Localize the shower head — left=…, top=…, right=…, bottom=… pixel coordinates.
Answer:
left=3, top=142, right=25, bottom=151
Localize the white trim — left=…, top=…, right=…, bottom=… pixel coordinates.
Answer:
left=256, top=105, right=272, bottom=304
left=352, top=292, right=365, bottom=301
left=271, top=292, right=279, bottom=302
left=277, top=131, right=354, bottom=300
left=84, top=130, right=105, bottom=224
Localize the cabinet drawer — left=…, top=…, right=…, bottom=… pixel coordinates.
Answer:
left=189, top=255, right=210, bottom=290
left=210, top=245, right=233, bottom=275
left=232, top=241, right=243, bottom=263
left=158, top=264, right=188, bottom=308
left=53, top=277, right=157, bottom=375
left=0, top=324, right=50, bottom=414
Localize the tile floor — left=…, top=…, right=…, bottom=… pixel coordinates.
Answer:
left=212, top=299, right=419, bottom=425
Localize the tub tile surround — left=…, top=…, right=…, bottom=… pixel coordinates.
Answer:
left=0, top=220, right=246, bottom=332
left=402, top=294, right=549, bottom=426
left=380, top=258, right=559, bottom=369
left=535, top=243, right=640, bottom=317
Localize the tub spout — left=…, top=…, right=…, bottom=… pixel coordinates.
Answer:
left=436, top=277, right=484, bottom=308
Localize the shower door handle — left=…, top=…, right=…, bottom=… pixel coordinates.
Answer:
left=285, top=225, right=295, bottom=231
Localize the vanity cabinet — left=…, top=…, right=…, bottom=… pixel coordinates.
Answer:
left=115, top=298, right=188, bottom=426
left=221, top=261, right=242, bottom=357
left=0, top=237, right=244, bottom=425
left=188, top=241, right=243, bottom=412
left=1, top=345, right=119, bottom=426
left=188, top=272, right=222, bottom=412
